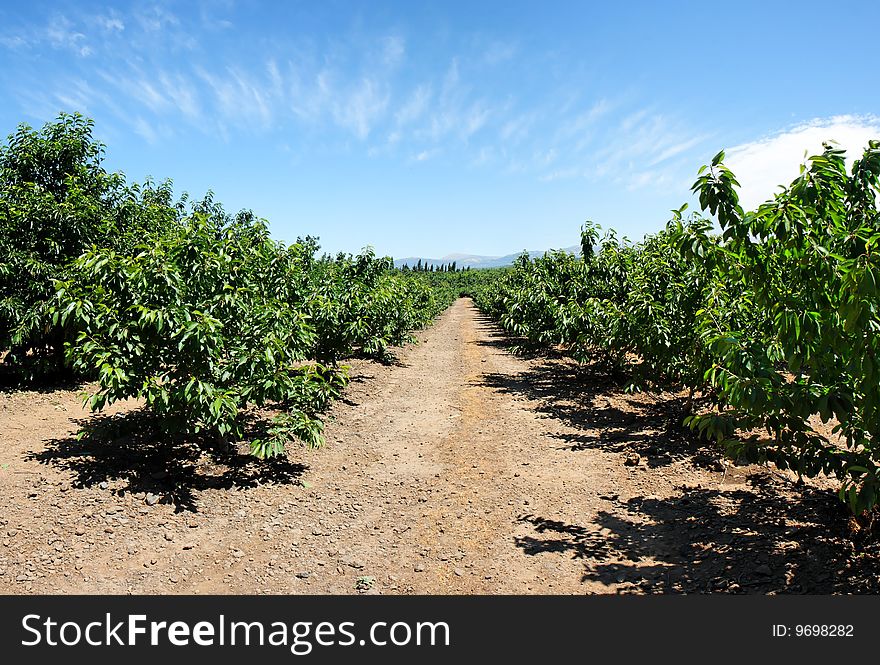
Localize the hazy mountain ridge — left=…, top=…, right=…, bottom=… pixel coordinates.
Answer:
left=393, top=245, right=581, bottom=269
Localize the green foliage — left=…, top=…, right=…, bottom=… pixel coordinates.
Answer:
left=685, top=142, right=880, bottom=514
left=0, top=113, right=177, bottom=381
left=481, top=220, right=711, bottom=387
left=54, top=206, right=446, bottom=456
left=12, top=110, right=880, bottom=517
left=0, top=112, right=452, bottom=458
left=307, top=249, right=439, bottom=363
left=479, top=141, right=880, bottom=516
left=55, top=211, right=340, bottom=447
left=407, top=266, right=504, bottom=313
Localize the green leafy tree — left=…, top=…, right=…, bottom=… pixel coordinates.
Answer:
left=0, top=113, right=175, bottom=381
left=685, top=143, right=880, bottom=514
left=0, top=113, right=123, bottom=379
left=56, top=212, right=346, bottom=457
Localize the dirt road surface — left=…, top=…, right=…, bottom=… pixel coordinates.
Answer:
left=0, top=299, right=876, bottom=594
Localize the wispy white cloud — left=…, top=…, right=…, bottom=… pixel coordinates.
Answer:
left=724, top=115, right=880, bottom=210
left=0, top=35, right=28, bottom=49
left=199, top=0, right=235, bottom=31
left=381, top=35, right=405, bottom=67
left=406, top=58, right=495, bottom=146
left=95, top=13, right=125, bottom=33
left=499, top=113, right=535, bottom=144
left=135, top=5, right=180, bottom=32
left=534, top=148, right=557, bottom=167
left=332, top=77, right=390, bottom=139
left=625, top=169, right=678, bottom=192
left=395, top=85, right=432, bottom=126
left=46, top=15, right=91, bottom=57
left=266, top=60, right=283, bottom=97
left=441, top=58, right=460, bottom=98
left=157, top=71, right=201, bottom=119
left=462, top=102, right=490, bottom=140
left=0, top=7, right=722, bottom=189
left=555, top=98, right=613, bottom=149
left=98, top=69, right=167, bottom=113
left=646, top=134, right=709, bottom=167
left=133, top=116, right=159, bottom=143
left=412, top=148, right=440, bottom=162
left=470, top=146, right=494, bottom=166
left=1, top=10, right=127, bottom=56
left=587, top=109, right=713, bottom=187
left=196, top=65, right=274, bottom=128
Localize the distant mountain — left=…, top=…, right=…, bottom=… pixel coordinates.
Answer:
left=393, top=245, right=580, bottom=270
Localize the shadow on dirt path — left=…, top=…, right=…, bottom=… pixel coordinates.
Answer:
left=29, top=410, right=306, bottom=513
left=1, top=298, right=878, bottom=594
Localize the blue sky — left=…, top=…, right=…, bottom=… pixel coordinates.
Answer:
left=1, top=1, right=878, bottom=258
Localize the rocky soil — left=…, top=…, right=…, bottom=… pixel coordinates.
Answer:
left=0, top=298, right=877, bottom=595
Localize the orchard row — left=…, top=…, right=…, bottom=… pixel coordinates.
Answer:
left=0, top=114, right=465, bottom=456
left=474, top=142, right=880, bottom=515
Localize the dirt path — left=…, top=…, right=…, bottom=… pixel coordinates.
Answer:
left=0, top=298, right=876, bottom=594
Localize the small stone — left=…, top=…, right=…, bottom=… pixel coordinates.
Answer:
left=295, top=571, right=311, bottom=579
left=104, top=527, right=114, bottom=534
left=169, top=576, right=179, bottom=584
left=231, top=550, right=245, bottom=558
left=414, top=564, right=425, bottom=572
left=453, top=568, right=464, bottom=577
left=145, top=493, right=160, bottom=506
left=624, top=454, right=640, bottom=467
left=74, top=527, right=86, bottom=536
left=163, top=532, right=174, bottom=542
left=98, top=481, right=109, bottom=490
left=755, top=564, right=772, bottom=576
left=341, top=556, right=364, bottom=569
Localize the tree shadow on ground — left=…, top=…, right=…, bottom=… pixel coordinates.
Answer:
left=515, top=474, right=879, bottom=594
left=477, top=349, right=714, bottom=469
left=471, top=310, right=880, bottom=593
left=0, top=370, right=87, bottom=395
left=470, top=313, right=567, bottom=359
left=353, top=350, right=408, bottom=367
left=471, top=312, right=723, bottom=470
left=27, top=409, right=307, bottom=513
